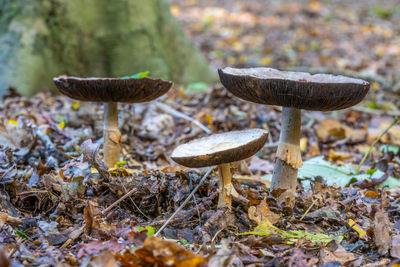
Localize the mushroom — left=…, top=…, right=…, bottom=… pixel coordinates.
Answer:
left=53, top=75, right=173, bottom=168
left=218, top=67, right=370, bottom=205
left=171, top=128, right=268, bottom=209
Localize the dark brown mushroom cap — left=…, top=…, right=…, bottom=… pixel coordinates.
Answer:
left=171, top=129, right=268, bottom=168
left=218, top=67, right=370, bottom=111
left=53, top=75, right=173, bottom=103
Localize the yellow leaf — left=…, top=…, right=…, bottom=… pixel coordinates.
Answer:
left=114, top=161, right=127, bottom=168
left=259, top=57, right=272, bottom=66
left=300, top=137, right=308, bottom=152
left=58, top=121, right=65, bottom=129
left=371, top=82, right=380, bottom=91
left=348, top=219, right=368, bottom=240
left=6, top=120, right=18, bottom=126
left=90, top=167, right=99, bottom=174
left=71, top=101, right=80, bottom=110
left=227, top=56, right=236, bottom=65
left=170, top=5, right=180, bottom=16
left=329, top=149, right=353, bottom=162
left=205, top=114, right=213, bottom=127
left=240, top=220, right=343, bottom=244
left=364, top=191, right=380, bottom=198
left=239, top=55, right=247, bottom=64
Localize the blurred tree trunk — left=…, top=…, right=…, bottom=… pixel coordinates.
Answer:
left=0, top=0, right=215, bottom=95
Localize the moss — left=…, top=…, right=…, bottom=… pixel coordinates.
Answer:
left=0, top=0, right=215, bottom=95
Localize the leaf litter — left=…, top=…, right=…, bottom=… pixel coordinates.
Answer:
left=1, top=0, right=400, bottom=265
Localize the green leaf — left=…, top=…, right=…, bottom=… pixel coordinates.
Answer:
left=366, top=169, right=377, bottom=175
left=120, top=71, right=150, bottom=79
left=371, top=5, right=394, bottom=18
left=240, top=220, right=343, bottom=245
left=179, top=238, right=191, bottom=247
left=380, top=144, right=399, bottom=155
left=137, top=226, right=155, bottom=237
left=14, top=228, right=29, bottom=239
left=186, top=82, right=209, bottom=93
left=261, top=156, right=400, bottom=189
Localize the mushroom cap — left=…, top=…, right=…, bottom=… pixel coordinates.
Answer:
left=53, top=75, right=173, bottom=103
left=171, top=129, right=269, bottom=168
left=218, top=67, right=370, bottom=111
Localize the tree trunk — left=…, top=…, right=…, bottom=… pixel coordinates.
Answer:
left=0, top=0, right=215, bottom=95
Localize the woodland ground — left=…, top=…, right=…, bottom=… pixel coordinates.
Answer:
left=1, top=0, right=400, bottom=266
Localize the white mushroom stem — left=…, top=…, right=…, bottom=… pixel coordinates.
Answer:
left=217, top=163, right=239, bottom=209
left=104, top=102, right=121, bottom=169
left=271, top=107, right=302, bottom=206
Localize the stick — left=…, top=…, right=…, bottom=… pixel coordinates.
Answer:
left=154, top=166, right=214, bottom=236
left=101, top=187, right=137, bottom=215
left=154, top=102, right=212, bottom=134
left=355, top=117, right=399, bottom=174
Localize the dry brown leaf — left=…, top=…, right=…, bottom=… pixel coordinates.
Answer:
left=320, top=248, right=356, bottom=265
left=316, top=119, right=365, bottom=143
left=328, top=149, right=353, bottom=162
left=134, top=237, right=207, bottom=267
left=248, top=156, right=274, bottom=174
left=92, top=250, right=119, bottom=267
left=307, top=141, right=320, bottom=157
left=248, top=198, right=281, bottom=224
left=368, top=122, right=400, bottom=145
left=0, top=249, right=10, bottom=267
left=391, top=235, right=400, bottom=259
left=374, top=210, right=391, bottom=255
left=0, top=212, right=22, bottom=229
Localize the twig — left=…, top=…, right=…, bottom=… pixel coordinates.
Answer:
left=154, top=102, right=212, bottom=134
left=154, top=166, right=214, bottom=236
left=356, top=117, right=399, bottom=174
left=120, top=182, right=150, bottom=220
left=299, top=198, right=317, bottom=221
left=41, top=111, right=72, bottom=139
left=100, top=187, right=138, bottom=216
left=211, top=227, right=225, bottom=243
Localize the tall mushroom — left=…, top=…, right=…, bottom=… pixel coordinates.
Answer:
left=171, top=129, right=268, bottom=209
left=218, top=67, right=370, bottom=205
left=53, top=76, right=173, bottom=168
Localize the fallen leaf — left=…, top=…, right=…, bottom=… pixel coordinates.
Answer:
left=328, top=149, right=353, bottom=162
left=92, top=250, right=119, bottom=267
left=248, top=198, right=280, bottom=224
left=368, top=121, right=400, bottom=145
left=391, top=235, right=400, bottom=259
left=348, top=219, right=368, bottom=241
left=248, top=156, right=274, bottom=174
left=316, top=119, right=365, bottom=143
left=134, top=237, right=207, bottom=267
left=320, top=248, right=356, bottom=265
left=240, top=220, right=343, bottom=245
left=374, top=210, right=391, bottom=255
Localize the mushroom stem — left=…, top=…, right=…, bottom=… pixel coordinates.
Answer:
left=104, top=102, right=121, bottom=169
left=271, top=107, right=302, bottom=206
left=217, top=163, right=237, bottom=208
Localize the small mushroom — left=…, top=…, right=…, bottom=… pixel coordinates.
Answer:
left=218, top=67, right=370, bottom=205
left=53, top=75, right=173, bottom=168
left=171, top=129, right=268, bottom=209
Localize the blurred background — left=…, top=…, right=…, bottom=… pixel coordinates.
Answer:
left=1, top=0, right=400, bottom=107
left=169, top=0, right=400, bottom=77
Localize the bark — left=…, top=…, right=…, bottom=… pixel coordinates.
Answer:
left=0, top=0, right=215, bottom=96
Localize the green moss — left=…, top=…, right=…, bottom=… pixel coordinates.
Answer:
left=0, top=0, right=215, bottom=96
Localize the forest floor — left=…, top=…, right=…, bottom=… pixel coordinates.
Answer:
left=1, top=0, right=400, bottom=266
